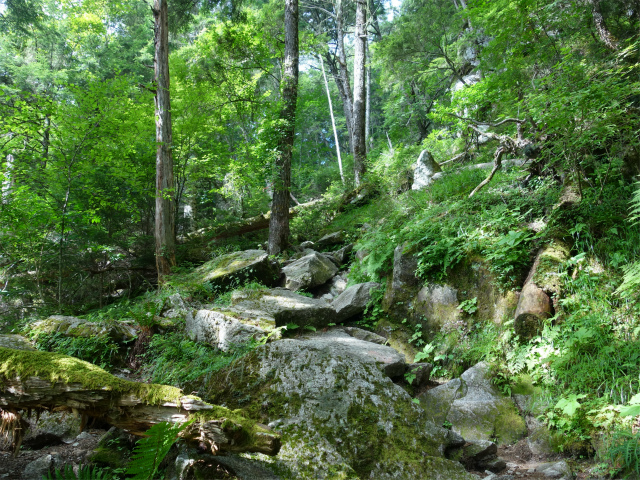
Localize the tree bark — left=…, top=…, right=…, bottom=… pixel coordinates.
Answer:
left=268, top=0, right=299, bottom=255
left=352, top=0, right=367, bottom=186
left=0, top=348, right=280, bottom=456
left=332, top=0, right=355, bottom=150
left=589, top=0, right=618, bottom=50
left=319, top=55, right=345, bottom=184
left=153, top=0, right=176, bottom=282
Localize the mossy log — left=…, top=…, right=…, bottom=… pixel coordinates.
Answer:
left=514, top=241, right=570, bottom=339
left=183, top=199, right=322, bottom=243
left=0, top=347, right=280, bottom=456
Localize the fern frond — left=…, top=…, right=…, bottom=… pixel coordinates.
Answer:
left=616, top=261, right=640, bottom=296
left=629, top=181, right=640, bottom=225
left=126, top=420, right=193, bottom=480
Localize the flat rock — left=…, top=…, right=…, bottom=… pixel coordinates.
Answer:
left=418, top=362, right=527, bottom=445
left=231, top=288, right=336, bottom=329
left=340, top=326, right=387, bottom=345
left=196, top=250, right=280, bottom=289
left=332, top=282, right=381, bottom=322
left=281, top=252, right=338, bottom=291
left=298, top=329, right=407, bottom=378
left=31, top=316, right=136, bottom=343
left=0, top=334, right=35, bottom=351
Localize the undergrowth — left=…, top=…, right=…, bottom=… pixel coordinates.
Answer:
left=141, top=332, right=257, bottom=396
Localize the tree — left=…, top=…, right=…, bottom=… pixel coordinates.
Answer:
left=351, top=0, right=366, bottom=185
left=268, top=0, right=299, bottom=255
left=153, top=0, right=176, bottom=282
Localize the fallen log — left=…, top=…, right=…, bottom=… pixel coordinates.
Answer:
left=181, top=198, right=323, bottom=243
left=0, top=347, right=280, bottom=456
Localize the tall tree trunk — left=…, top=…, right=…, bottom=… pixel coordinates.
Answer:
left=319, top=55, right=344, bottom=184
left=365, top=44, right=371, bottom=154
left=268, top=0, right=299, bottom=255
left=153, top=0, right=176, bottom=282
left=352, top=0, right=367, bottom=186
left=590, top=0, right=618, bottom=50
left=333, top=0, right=355, bottom=150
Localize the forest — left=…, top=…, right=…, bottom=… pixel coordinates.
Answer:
left=1, top=0, right=640, bottom=478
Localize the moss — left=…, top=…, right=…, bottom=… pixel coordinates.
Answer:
left=0, top=347, right=182, bottom=406
left=493, top=399, right=528, bottom=445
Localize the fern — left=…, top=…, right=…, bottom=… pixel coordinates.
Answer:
left=126, top=420, right=193, bottom=480
left=618, top=183, right=640, bottom=296
left=44, top=464, right=110, bottom=480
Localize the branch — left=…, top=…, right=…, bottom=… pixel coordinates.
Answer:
left=447, top=112, right=526, bottom=128
left=468, top=146, right=506, bottom=198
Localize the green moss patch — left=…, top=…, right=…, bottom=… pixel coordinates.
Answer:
left=0, top=347, right=182, bottom=406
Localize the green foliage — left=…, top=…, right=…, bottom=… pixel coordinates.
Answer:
left=45, top=464, right=112, bottom=480
left=126, top=420, right=193, bottom=480
left=606, top=429, right=640, bottom=479
left=31, top=332, right=121, bottom=370
left=457, top=297, right=478, bottom=315
left=142, top=333, right=256, bottom=396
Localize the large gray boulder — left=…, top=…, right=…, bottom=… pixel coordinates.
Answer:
left=231, top=288, right=336, bottom=329
left=316, top=231, right=346, bottom=247
left=187, top=308, right=271, bottom=351
left=196, top=250, right=280, bottom=289
left=412, top=149, right=443, bottom=190
left=332, top=281, right=381, bottom=322
left=418, top=362, right=526, bottom=445
left=207, top=333, right=476, bottom=480
left=281, top=252, right=338, bottom=291
left=31, top=316, right=136, bottom=343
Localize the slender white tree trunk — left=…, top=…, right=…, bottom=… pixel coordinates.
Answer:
left=319, top=55, right=344, bottom=184
left=352, top=0, right=367, bottom=186
left=153, top=0, right=176, bottom=282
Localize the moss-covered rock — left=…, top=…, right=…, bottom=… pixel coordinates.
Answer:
left=196, top=250, right=280, bottom=289
left=418, top=362, right=527, bottom=446
left=31, top=316, right=136, bottom=343
left=205, top=335, right=476, bottom=479
left=230, top=288, right=336, bottom=329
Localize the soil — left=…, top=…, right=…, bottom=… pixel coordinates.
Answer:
left=0, top=428, right=107, bottom=479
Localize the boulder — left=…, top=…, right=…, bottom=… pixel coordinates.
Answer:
left=0, top=334, right=35, bottom=351
left=332, top=282, right=381, bottom=322
left=331, top=243, right=354, bottom=265
left=408, top=362, right=434, bottom=388
left=281, top=252, right=338, bottom=291
left=231, top=288, right=336, bottom=329
left=328, top=272, right=348, bottom=297
left=536, top=460, right=571, bottom=479
left=207, top=334, right=476, bottom=480
left=317, top=231, right=346, bottom=247
left=340, top=326, right=387, bottom=345
left=23, top=411, right=82, bottom=449
left=412, top=149, right=443, bottom=190
left=196, top=250, right=280, bottom=289
left=187, top=308, right=271, bottom=351
left=300, top=241, right=315, bottom=249
left=418, top=362, right=526, bottom=445
left=166, top=445, right=282, bottom=480
left=31, top=316, right=136, bottom=343
left=23, top=455, right=53, bottom=480
left=161, top=293, right=194, bottom=324
left=449, top=439, right=506, bottom=473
